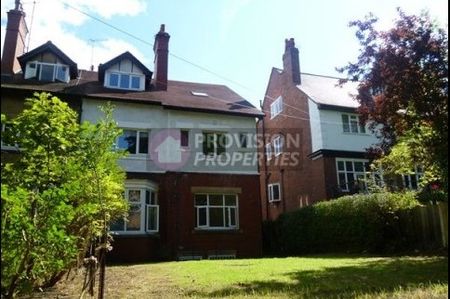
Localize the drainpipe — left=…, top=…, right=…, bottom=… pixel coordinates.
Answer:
left=260, top=100, right=270, bottom=220
left=281, top=169, right=286, bottom=213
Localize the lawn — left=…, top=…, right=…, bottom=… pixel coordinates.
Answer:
left=24, top=255, right=448, bottom=299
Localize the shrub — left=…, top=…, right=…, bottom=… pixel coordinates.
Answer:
left=264, top=192, right=421, bottom=255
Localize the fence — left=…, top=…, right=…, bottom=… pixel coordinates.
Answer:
left=401, top=202, right=448, bottom=250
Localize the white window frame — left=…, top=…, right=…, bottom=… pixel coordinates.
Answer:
left=25, top=61, right=70, bottom=83
left=402, top=165, right=424, bottom=190
left=117, top=129, right=149, bottom=155
left=342, top=114, right=366, bottom=134
left=265, top=143, right=272, bottom=161
left=270, top=96, right=283, bottom=119
left=268, top=183, right=281, bottom=202
left=273, top=136, right=283, bottom=156
left=194, top=194, right=239, bottom=230
left=110, top=181, right=159, bottom=234
left=105, top=70, right=145, bottom=91
left=336, top=158, right=371, bottom=192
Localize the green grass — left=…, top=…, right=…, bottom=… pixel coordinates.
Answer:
left=23, top=255, right=448, bottom=298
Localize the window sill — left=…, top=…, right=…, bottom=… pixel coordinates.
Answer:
left=121, top=155, right=151, bottom=161
left=342, top=132, right=370, bottom=136
left=110, top=232, right=160, bottom=238
left=192, top=228, right=243, bottom=234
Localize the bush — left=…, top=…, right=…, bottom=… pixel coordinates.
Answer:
left=264, top=192, right=421, bottom=255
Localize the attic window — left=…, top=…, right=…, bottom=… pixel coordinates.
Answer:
left=25, top=61, right=69, bottom=83
left=191, top=91, right=209, bottom=97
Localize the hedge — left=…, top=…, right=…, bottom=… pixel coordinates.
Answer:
left=263, top=192, right=421, bottom=255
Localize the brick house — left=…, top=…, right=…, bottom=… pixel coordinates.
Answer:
left=258, top=38, right=384, bottom=221
left=1, top=3, right=264, bottom=262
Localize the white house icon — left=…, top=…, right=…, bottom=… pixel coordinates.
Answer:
left=154, top=136, right=184, bottom=164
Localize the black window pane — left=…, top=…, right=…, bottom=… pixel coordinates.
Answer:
left=354, top=162, right=364, bottom=172
left=139, top=132, right=148, bottom=154
left=225, top=195, right=236, bottom=206
left=110, top=218, right=124, bottom=231
left=209, top=208, right=224, bottom=227
left=342, top=115, right=349, bottom=132
left=40, top=64, right=54, bottom=81
left=350, top=119, right=358, bottom=133
left=217, top=133, right=226, bottom=155
left=209, top=194, right=223, bottom=206
left=197, top=208, right=207, bottom=226
left=195, top=194, right=207, bottom=205
left=229, top=208, right=236, bottom=226
left=272, top=185, right=280, bottom=200
left=203, top=133, right=215, bottom=155
left=345, top=161, right=353, bottom=171
left=337, top=161, right=344, bottom=171
left=338, top=173, right=347, bottom=189
left=239, top=133, right=247, bottom=148
left=118, top=130, right=137, bottom=153
left=181, top=130, right=189, bottom=147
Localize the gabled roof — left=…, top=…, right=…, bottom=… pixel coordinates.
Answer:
left=1, top=70, right=263, bottom=118
left=297, top=73, right=360, bottom=109
left=17, top=41, right=78, bottom=79
left=98, top=51, right=153, bottom=83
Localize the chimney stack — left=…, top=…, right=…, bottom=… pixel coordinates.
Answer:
left=282, top=38, right=301, bottom=85
left=153, top=24, right=170, bottom=91
left=1, top=0, right=28, bottom=75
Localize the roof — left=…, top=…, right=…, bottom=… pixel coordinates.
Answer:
left=17, top=41, right=78, bottom=79
left=1, top=70, right=263, bottom=118
left=98, top=51, right=153, bottom=83
left=296, top=73, right=360, bottom=109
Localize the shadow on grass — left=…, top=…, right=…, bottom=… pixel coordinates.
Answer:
left=185, top=257, right=448, bottom=298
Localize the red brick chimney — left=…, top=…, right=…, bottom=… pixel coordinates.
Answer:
left=1, top=0, right=28, bottom=75
left=153, top=24, right=170, bottom=91
left=282, top=38, right=301, bottom=85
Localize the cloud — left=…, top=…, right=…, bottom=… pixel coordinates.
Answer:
left=1, top=0, right=149, bottom=70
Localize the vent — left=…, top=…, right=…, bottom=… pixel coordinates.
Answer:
left=191, top=91, right=209, bottom=97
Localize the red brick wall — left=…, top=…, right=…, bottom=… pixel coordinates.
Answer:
left=109, top=172, right=262, bottom=262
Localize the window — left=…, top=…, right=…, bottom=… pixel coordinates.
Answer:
left=117, top=129, right=148, bottom=154
left=25, top=61, right=69, bottom=83
left=268, top=183, right=281, bottom=202
left=180, top=130, right=189, bottom=147
left=106, top=72, right=144, bottom=91
left=202, top=132, right=226, bottom=156
left=336, top=159, right=370, bottom=192
left=273, top=136, right=283, bottom=156
left=403, top=165, right=424, bottom=190
left=265, top=143, right=272, bottom=161
left=191, top=91, right=209, bottom=97
left=342, top=114, right=366, bottom=134
left=194, top=194, right=238, bottom=229
left=1, top=123, right=17, bottom=149
left=110, top=187, right=159, bottom=233
left=270, top=96, right=283, bottom=119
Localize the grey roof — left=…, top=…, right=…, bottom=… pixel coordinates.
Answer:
left=297, top=73, right=360, bottom=108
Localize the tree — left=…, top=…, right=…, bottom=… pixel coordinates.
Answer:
left=338, top=9, right=448, bottom=190
left=1, top=93, right=128, bottom=298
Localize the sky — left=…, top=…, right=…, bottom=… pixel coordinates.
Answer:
left=1, top=0, right=448, bottom=109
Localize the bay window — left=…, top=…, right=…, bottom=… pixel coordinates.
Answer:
left=110, top=185, right=159, bottom=233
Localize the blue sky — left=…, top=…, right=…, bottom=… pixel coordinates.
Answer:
left=1, top=0, right=448, bottom=108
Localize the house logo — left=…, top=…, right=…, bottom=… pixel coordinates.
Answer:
left=150, top=129, right=190, bottom=171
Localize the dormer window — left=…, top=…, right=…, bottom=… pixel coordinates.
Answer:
left=106, top=71, right=144, bottom=91
left=25, top=61, right=69, bottom=83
